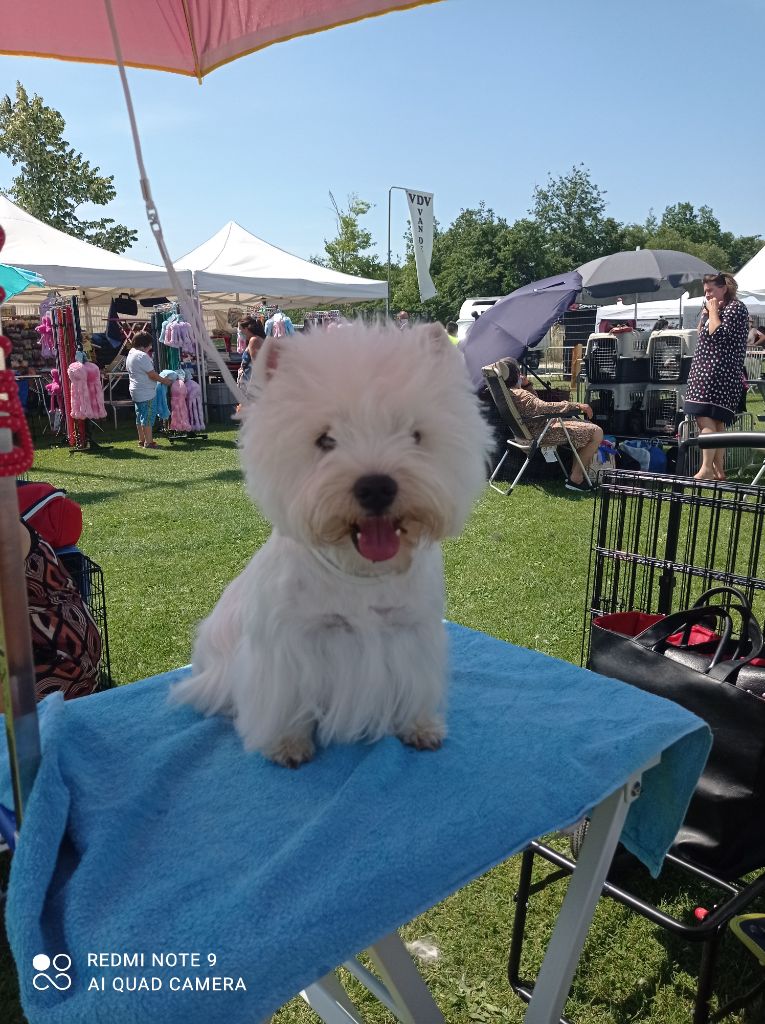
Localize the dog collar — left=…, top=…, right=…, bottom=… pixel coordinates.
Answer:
left=311, top=546, right=404, bottom=582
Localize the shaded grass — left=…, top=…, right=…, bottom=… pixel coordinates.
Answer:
left=2, top=414, right=765, bottom=1023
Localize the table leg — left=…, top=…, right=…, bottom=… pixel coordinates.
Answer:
left=301, top=970, right=367, bottom=1023
left=523, top=759, right=658, bottom=1024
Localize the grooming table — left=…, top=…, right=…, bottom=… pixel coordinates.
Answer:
left=1, top=623, right=710, bottom=1024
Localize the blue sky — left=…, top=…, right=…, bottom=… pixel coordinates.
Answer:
left=1, top=0, right=763, bottom=273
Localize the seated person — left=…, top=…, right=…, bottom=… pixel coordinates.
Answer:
left=747, top=318, right=765, bottom=348
left=20, top=520, right=102, bottom=701
left=498, top=358, right=604, bottom=492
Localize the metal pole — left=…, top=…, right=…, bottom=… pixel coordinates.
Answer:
left=386, top=186, right=408, bottom=321
left=386, top=187, right=392, bottom=320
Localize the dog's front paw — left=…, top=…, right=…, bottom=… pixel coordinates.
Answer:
left=266, top=734, right=316, bottom=769
left=398, top=718, right=446, bottom=752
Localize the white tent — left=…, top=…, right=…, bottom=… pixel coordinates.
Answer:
left=734, top=243, right=765, bottom=297
left=682, top=246, right=765, bottom=324
left=175, top=221, right=387, bottom=308
left=0, top=195, right=192, bottom=303
left=596, top=296, right=686, bottom=327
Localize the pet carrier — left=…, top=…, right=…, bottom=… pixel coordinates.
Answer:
left=647, top=328, right=696, bottom=383
left=57, top=548, right=113, bottom=691
left=643, top=383, right=685, bottom=433
left=507, top=472, right=765, bottom=1024
left=585, top=383, right=646, bottom=434
left=583, top=331, right=649, bottom=384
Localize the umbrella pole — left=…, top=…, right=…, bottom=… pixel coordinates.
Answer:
left=0, top=338, right=40, bottom=828
left=102, top=0, right=243, bottom=408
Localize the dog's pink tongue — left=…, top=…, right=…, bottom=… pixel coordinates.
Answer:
left=356, top=516, right=400, bottom=562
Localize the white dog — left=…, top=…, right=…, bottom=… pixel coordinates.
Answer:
left=172, top=322, right=491, bottom=766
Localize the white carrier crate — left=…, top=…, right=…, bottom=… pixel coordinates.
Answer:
left=643, top=383, right=686, bottom=434
left=584, top=331, right=649, bottom=383
left=647, top=329, right=697, bottom=383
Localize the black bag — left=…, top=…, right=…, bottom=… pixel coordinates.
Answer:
left=589, top=586, right=765, bottom=880
left=112, top=292, right=138, bottom=316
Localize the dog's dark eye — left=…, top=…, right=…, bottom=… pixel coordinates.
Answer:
left=316, top=432, right=337, bottom=451
left=412, top=430, right=422, bottom=445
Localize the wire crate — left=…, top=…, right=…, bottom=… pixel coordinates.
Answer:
left=57, top=549, right=113, bottom=691
left=582, top=470, right=765, bottom=665
left=584, top=332, right=649, bottom=383
left=643, top=383, right=685, bottom=433
left=647, top=329, right=696, bottom=383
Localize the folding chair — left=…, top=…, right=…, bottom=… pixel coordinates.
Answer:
left=481, top=361, right=592, bottom=495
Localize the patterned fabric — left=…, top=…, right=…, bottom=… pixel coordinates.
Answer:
left=135, top=398, right=156, bottom=426
left=25, top=526, right=101, bottom=701
left=509, top=386, right=598, bottom=450
left=685, top=298, right=749, bottom=417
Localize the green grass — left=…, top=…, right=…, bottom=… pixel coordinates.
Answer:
left=2, top=412, right=765, bottom=1024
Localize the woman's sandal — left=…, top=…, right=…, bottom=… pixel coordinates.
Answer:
left=143, top=441, right=159, bottom=449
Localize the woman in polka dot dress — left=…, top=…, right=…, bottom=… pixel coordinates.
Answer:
left=685, top=272, right=749, bottom=481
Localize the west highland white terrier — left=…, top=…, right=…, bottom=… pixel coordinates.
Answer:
left=172, top=322, right=491, bottom=766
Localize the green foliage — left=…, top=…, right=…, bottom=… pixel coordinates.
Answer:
left=0, top=82, right=137, bottom=253
left=528, top=164, right=625, bottom=274
left=313, top=191, right=385, bottom=281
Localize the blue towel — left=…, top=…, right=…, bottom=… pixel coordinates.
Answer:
left=2, top=623, right=710, bottom=1024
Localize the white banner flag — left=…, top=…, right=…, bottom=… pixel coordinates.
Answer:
left=405, top=189, right=436, bottom=302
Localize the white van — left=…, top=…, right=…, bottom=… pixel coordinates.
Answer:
left=457, top=297, right=502, bottom=342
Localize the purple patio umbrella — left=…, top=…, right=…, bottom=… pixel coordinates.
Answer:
left=460, top=270, right=583, bottom=391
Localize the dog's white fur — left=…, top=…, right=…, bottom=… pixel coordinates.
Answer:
left=172, top=322, right=491, bottom=765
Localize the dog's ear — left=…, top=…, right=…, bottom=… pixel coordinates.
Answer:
left=415, top=323, right=452, bottom=356
left=251, top=337, right=282, bottom=391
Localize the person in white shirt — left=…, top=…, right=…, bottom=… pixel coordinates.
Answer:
left=125, top=332, right=173, bottom=449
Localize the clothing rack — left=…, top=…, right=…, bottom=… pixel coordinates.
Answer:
left=151, top=304, right=208, bottom=444
left=303, top=310, right=342, bottom=331
left=248, top=303, right=278, bottom=320
left=47, top=297, right=89, bottom=451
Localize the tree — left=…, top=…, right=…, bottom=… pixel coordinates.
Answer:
left=313, top=192, right=385, bottom=280
left=529, top=165, right=625, bottom=273
left=393, top=203, right=514, bottom=323
left=0, top=82, right=137, bottom=253
left=616, top=203, right=762, bottom=274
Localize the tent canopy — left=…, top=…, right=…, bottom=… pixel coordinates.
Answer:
left=0, top=195, right=191, bottom=303
left=597, top=296, right=687, bottom=325
left=175, top=221, right=387, bottom=309
left=733, top=242, right=765, bottom=298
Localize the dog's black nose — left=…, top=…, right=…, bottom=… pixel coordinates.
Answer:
left=353, top=474, right=398, bottom=514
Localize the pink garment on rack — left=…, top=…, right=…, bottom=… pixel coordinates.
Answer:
left=163, top=321, right=193, bottom=351
left=67, top=362, right=93, bottom=419
left=45, top=369, right=62, bottom=415
left=85, top=361, right=106, bottom=419
left=170, top=378, right=191, bottom=431
left=36, top=315, right=55, bottom=358
left=184, top=377, right=205, bottom=431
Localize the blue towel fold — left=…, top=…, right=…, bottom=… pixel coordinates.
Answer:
left=2, top=623, right=710, bottom=1024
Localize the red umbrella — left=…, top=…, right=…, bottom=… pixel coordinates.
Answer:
left=1, top=1, right=442, bottom=80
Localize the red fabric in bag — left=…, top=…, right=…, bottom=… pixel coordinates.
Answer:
left=16, top=482, right=83, bottom=548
